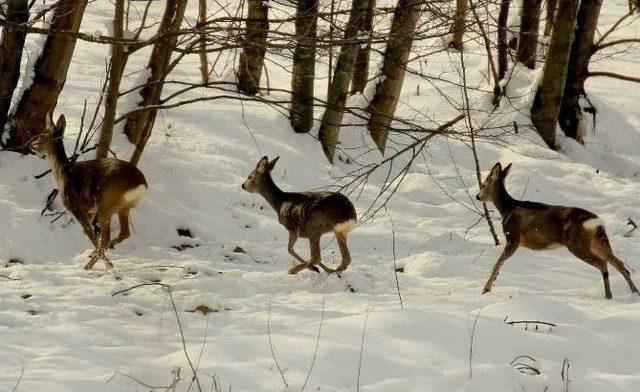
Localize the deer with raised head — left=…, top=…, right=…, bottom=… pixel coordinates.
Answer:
left=242, top=156, right=357, bottom=274
left=477, top=162, right=638, bottom=299
left=33, top=113, right=147, bottom=269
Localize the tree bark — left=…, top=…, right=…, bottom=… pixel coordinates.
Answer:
left=319, top=0, right=369, bottom=163
left=531, top=0, right=578, bottom=148
left=198, top=0, right=209, bottom=84
left=290, top=0, right=318, bottom=133
left=497, top=0, right=510, bottom=80
left=350, top=0, right=375, bottom=95
left=367, top=0, right=422, bottom=153
left=5, top=0, right=86, bottom=153
left=544, top=0, right=557, bottom=37
left=124, top=0, right=187, bottom=165
left=0, top=0, right=28, bottom=140
left=558, top=0, right=602, bottom=142
left=517, top=0, right=541, bottom=69
left=449, top=0, right=467, bottom=51
left=237, top=0, right=269, bottom=95
left=96, top=0, right=126, bottom=158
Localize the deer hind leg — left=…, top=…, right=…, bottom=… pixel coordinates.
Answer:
left=334, top=232, right=351, bottom=273
left=109, top=208, right=131, bottom=249
left=590, top=232, right=639, bottom=294
left=85, top=211, right=113, bottom=270
left=482, top=240, right=518, bottom=294
left=566, top=242, right=611, bottom=299
left=608, top=255, right=639, bottom=294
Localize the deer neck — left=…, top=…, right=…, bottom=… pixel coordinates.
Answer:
left=491, top=180, right=517, bottom=218
left=48, top=135, right=70, bottom=189
left=258, top=175, right=286, bottom=211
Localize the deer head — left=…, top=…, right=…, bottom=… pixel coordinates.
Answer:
left=476, top=162, right=512, bottom=202
left=242, top=156, right=279, bottom=193
left=31, top=112, right=66, bottom=159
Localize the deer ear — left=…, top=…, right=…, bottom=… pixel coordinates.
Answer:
left=257, top=156, right=269, bottom=172
left=490, top=162, right=502, bottom=178
left=55, top=114, right=66, bottom=134
left=501, top=163, right=512, bottom=179
left=45, top=111, right=54, bottom=133
left=268, top=156, right=279, bottom=171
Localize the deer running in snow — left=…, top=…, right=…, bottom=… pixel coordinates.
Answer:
left=476, top=163, right=639, bottom=299
left=242, top=156, right=357, bottom=274
left=34, top=113, right=147, bottom=269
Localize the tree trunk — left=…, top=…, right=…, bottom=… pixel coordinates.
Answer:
left=319, top=0, right=369, bottom=163
left=290, top=0, right=318, bottom=133
left=517, top=0, right=541, bottom=69
left=367, top=0, right=422, bottom=153
left=198, top=0, right=209, bottom=84
left=237, top=0, right=269, bottom=95
left=544, top=0, right=557, bottom=37
left=124, top=0, right=187, bottom=165
left=449, top=0, right=467, bottom=51
left=350, top=0, right=375, bottom=95
left=96, top=0, right=126, bottom=158
left=0, top=0, right=28, bottom=140
left=497, top=0, right=510, bottom=80
left=531, top=0, right=578, bottom=148
left=558, top=0, right=602, bottom=142
left=5, top=0, right=86, bottom=153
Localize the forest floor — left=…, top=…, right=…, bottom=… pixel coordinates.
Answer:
left=1, top=2, right=640, bottom=391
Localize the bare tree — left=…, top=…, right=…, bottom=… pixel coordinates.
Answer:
left=449, top=0, right=467, bottom=51
left=124, top=0, right=187, bottom=165
left=96, top=0, right=126, bottom=158
left=517, top=0, right=541, bottom=69
left=544, top=0, right=557, bottom=37
left=531, top=0, right=579, bottom=148
left=290, top=0, right=318, bottom=133
left=319, top=0, right=369, bottom=163
left=5, top=0, right=87, bottom=153
left=0, top=0, right=28, bottom=138
left=237, top=0, right=269, bottom=95
left=198, top=0, right=209, bottom=84
left=559, top=0, right=602, bottom=142
left=350, top=0, right=375, bottom=95
left=497, top=0, right=511, bottom=80
left=367, top=0, right=422, bottom=153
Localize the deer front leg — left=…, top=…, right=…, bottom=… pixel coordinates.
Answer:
left=85, top=213, right=113, bottom=270
left=482, top=241, right=518, bottom=294
left=287, top=231, right=319, bottom=274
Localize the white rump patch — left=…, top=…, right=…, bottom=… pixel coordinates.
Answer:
left=334, top=219, right=356, bottom=233
left=123, top=184, right=147, bottom=206
left=583, top=217, right=604, bottom=231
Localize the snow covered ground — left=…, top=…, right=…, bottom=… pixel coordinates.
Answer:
left=1, top=2, right=640, bottom=391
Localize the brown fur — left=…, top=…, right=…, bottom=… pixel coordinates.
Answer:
left=35, top=113, right=147, bottom=269
left=242, top=156, right=357, bottom=274
left=477, top=162, right=639, bottom=299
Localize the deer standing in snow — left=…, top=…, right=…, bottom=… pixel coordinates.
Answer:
left=34, top=113, right=147, bottom=269
left=242, top=156, right=357, bottom=274
left=477, top=162, right=638, bottom=299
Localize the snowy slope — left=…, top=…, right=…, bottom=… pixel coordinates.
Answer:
left=1, top=2, right=640, bottom=391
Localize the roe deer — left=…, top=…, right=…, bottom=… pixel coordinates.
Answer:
left=477, top=162, right=639, bottom=299
left=242, top=156, right=357, bottom=274
left=34, top=113, right=147, bottom=269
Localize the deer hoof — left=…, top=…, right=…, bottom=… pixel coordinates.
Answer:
left=482, top=286, right=491, bottom=294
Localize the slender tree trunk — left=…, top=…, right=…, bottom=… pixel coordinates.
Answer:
left=0, top=0, right=28, bottom=140
left=517, top=0, right=541, bottom=69
left=558, top=0, right=602, bottom=142
left=124, top=0, right=187, bottom=165
left=237, top=0, right=269, bottom=95
left=544, top=0, right=557, bottom=37
left=290, top=0, right=318, bottom=133
left=96, top=0, right=126, bottom=158
left=531, top=0, right=578, bottom=148
left=367, top=0, right=422, bottom=153
left=449, top=0, right=467, bottom=51
left=198, top=0, right=209, bottom=84
left=6, top=0, right=87, bottom=153
left=497, top=0, right=510, bottom=80
left=350, top=0, right=375, bottom=95
left=319, top=0, right=369, bottom=163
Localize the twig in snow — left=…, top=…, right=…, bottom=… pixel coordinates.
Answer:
left=356, top=305, right=375, bottom=392
left=504, top=317, right=556, bottom=332
left=112, top=282, right=203, bottom=392
left=300, top=298, right=325, bottom=392
left=187, top=315, right=211, bottom=392
left=468, top=310, right=480, bottom=379
left=384, top=207, right=404, bottom=309
left=624, top=218, right=638, bottom=237
left=106, top=367, right=181, bottom=390
left=510, top=355, right=541, bottom=376
left=561, top=358, right=571, bottom=392
left=11, top=366, right=24, bottom=392
left=267, top=300, right=288, bottom=387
